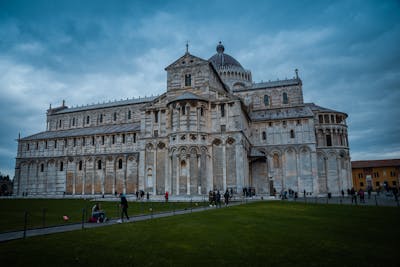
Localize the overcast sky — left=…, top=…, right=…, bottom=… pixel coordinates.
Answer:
left=0, top=0, right=399, bottom=177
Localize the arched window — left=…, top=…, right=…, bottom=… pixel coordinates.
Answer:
left=262, top=131, right=266, bottom=140
left=290, top=130, right=295, bottom=139
left=185, top=74, right=191, bottom=86
left=122, top=134, right=125, bottom=144
left=72, top=117, right=75, bottom=126
left=264, top=95, right=269, bottom=106
left=118, top=159, right=123, bottom=169
left=54, top=140, right=57, bottom=148
left=79, top=161, right=82, bottom=171
left=60, top=162, right=63, bottom=171
left=182, top=105, right=186, bottom=115
left=113, top=112, right=117, bottom=121
left=273, top=154, right=280, bottom=168
left=112, top=135, right=115, bottom=144
left=99, top=114, right=103, bottom=123
left=98, top=160, right=102, bottom=170
left=82, top=137, right=85, bottom=146
left=200, top=107, right=204, bottom=116
left=128, top=110, right=131, bottom=120
left=40, top=163, right=44, bottom=172
left=86, top=116, right=90, bottom=124
left=92, top=136, right=95, bottom=146
left=283, top=92, right=288, bottom=104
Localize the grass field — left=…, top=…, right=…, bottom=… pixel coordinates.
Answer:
left=0, top=201, right=399, bottom=267
left=0, top=198, right=207, bottom=232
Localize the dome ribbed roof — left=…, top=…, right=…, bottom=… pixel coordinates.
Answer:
left=209, top=42, right=243, bottom=69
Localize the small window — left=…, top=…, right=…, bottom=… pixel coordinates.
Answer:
left=45, top=141, right=48, bottom=149
left=154, top=111, right=159, bottom=123
left=283, top=92, right=288, bottom=104
left=297, top=120, right=301, bottom=125
left=185, top=74, right=191, bottom=86
left=92, top=136, right=95, bottom=146
left=82, top=137, right=85, bottom=146
left=86, top=116, right=90, bottom=124
left=113, top=112, right=117, bottom=121
left=282, top=121, right=287, bottom=127
left=319, top=115, right=323, bottom=124
left=324, top=115, right=330, bottom=123
left=264, top=95, right=269, bottom=106
left=200, top=107, right=204, bottom=116
left=290, top=130, right=295, bottom=139
left=79, top=161, right=82, bottom=171
left=99, top=114, right=103, bottom=123
left=102, top=136, right=105, bottom=145
left=358, top=173, right=363, bottom=179
left=40, top=164, right=44, bottom=172
left=64, top=139, right=67, bottom=147
left=268, top=122, right=272, bottom=127
left=392, top=181, right=397, bottom=186
left=182, top=105, right=186, bottom=115
left=54, top=140, right=57, bottom=149
left=326, top=135, right=332, bottom=146
left=27, top=143, right=30, bottom=151
left=60, top=162, right=64, bottom=172
left=262, top=131, right=266, bottom=140
left=128, top=110, right=131, bottom=120
left=133, top=133, right=136, bottom=143
left=154, top=130, right=158, bottom=137
left=375, top=181, right=380, bottom=186
left=112, top=135, right=115, bottom=144
left=36, top=142, right=39, bottom=149
left=118, top=159, right=123, bottom=169
left=72, top=117, right=76, bottom=126
left=73, top=138, right=76, bottom=147
left=220, top=104, right=225, bottom=117
left=122, top=134, right=125, bottom=144
left=59, top=120, right=62, bottom=128
left=98, top=160, right=102, bottom=170
left=360, top=182, right=364, bottom=187
left=331, top=115, right=335, bottom=123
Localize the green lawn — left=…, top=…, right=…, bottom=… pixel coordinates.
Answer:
left=0, top=198, right=207, bottom=232
left=0, top=201, right=399, bottom=267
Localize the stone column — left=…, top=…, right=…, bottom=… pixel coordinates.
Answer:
left=197, top=154, right=201, bottom=194
left=138, top=150, right=145, bottom=191
left=296, top=150, right=301, bottom=192
left=176, top=154, right=180, bottom=195
left=153, top=148, right=157, bottom=195
left=222, top=141, right=227, bottom=191
left=124, top=155, right=128, bottom=194
left=187, top=154, right=191, bottom=195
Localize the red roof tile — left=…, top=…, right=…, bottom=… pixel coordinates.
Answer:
left=351, top=159, right=400, bottom=169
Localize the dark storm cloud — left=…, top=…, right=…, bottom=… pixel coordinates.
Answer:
left=0, top=0, right=399, bottom=177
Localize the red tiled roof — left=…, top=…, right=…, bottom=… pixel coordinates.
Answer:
left=351, top=159, right=400, bottom=169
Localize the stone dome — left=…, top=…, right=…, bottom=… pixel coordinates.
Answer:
left=209, top=42, right=244, bottom=70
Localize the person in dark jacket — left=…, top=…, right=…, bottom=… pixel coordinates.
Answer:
left=118, top=193, right=129, bottom=223
left=224, top=190, right=230, bottom=206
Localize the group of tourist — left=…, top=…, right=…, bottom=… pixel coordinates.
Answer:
left=208, top=190, right=231, bottom=207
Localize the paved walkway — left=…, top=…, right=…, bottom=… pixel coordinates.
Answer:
left=0, top=202, right=243, bottom=243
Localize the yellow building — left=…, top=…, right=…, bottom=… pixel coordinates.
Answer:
left=351, top=159, right=400, bottom=191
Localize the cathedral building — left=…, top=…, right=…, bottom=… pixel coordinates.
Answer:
left=13, top=42, right=351, bottom=197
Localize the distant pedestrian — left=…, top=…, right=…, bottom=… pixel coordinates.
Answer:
left=351, top=187, right=357, bottom=204
left=118, top=193, right=129, bottom=223
left=341, top=190, right=344, bottom=198
left=209, top=190, right=213, bottom=206
left=165, top=191, right=169, bottom=203
left=136, top=191, right=139, bottom=199
left=367, top=188, right=371, bottom=199
left=303, top=190, right=306, bottom=198
left=212, top=191, right=216, bottom=207
left=146, top=191, right=150, bottom=200
left=224, top=190, right=230, bottom=206
left=358, top=189, right=365, bottom=203
left=216, top=191, right=221, bottom=208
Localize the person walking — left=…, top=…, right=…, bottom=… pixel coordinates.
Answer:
left=118, top=193, right=129, bottom=223
left=216, top=190, right=221, bottom=208
left=165, top=191, right=169, bottom=203
left=224, top=189, right=230, bottom=206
